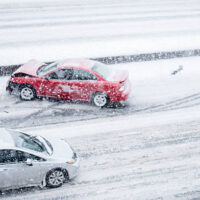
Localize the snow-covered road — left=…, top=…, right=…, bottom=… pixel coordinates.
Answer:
left=1, top=56, right=200, bottom=129
left=0, top=0, right=200, bottom=65
left=1, top=56, right=200, bottom=199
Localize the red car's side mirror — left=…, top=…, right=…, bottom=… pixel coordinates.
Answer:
left=44, top=77, right=49, bottom=81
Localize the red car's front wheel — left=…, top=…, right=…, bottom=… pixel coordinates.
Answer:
left=19, top=85, right=36, bottom=101
left=92, top=92, right=109, bottom=107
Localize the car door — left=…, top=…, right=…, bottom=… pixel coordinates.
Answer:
left=15, top=150, right=46, bottom=187
left=0, top=149, right=13, bottom=189
left=69, top=69, right=98, bottom=101
left=39, top=69, right=73, bottom=99
left=0, top=149, right=43, bottom=189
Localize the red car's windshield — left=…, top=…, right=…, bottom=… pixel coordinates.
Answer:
left=37, top=62, right=59, bottom=77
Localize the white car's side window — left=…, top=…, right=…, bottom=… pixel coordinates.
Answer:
left=0, top=150, right=45, bottom=165
left=17, top=150, right=45, bottom=162
left=0, top=150, right=17, bottom=164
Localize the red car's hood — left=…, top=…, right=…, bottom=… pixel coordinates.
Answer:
left=14, top=59, right=44, bottom=77
left=111, top=70, right=129, bottom=82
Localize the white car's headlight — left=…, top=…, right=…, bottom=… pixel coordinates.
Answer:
left=66, top=152, right=77, bottom=164
left=119, top=86, right=125, bottom=92
left=67, top=161, right=74, bottom=164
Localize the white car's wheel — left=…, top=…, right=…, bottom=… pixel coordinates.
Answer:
left=20, top=85, right=36, bottom=101
left=46, top=169, right=66, bottom=188
left=92, top=92, right=109, bottom=107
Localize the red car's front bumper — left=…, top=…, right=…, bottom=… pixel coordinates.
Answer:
left=6, top=81, right=19, bottom=95
left=109, top=81, right=131, bottom=102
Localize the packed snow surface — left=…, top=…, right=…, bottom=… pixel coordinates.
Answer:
left=0, top=0, right=200, bottom=65
left=1, top=56, right=200, bottom=200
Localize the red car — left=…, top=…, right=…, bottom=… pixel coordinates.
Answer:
left=6, top=59, right=131, bottom=107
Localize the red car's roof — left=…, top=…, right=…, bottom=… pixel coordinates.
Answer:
left=13, top=59, right=96, bottom=77
left=59, top=59, right=94, bottom=70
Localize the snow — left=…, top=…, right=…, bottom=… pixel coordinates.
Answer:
left=0, top=0, right=200, bottom=65
left=1, top=0, right=200, bottom=199
left=1, top=55, right=200, bottom=199
left=117, top=56, right=200, bottom=105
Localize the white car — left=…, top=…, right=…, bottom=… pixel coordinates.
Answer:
left=0, top=128, right=79, bottom=191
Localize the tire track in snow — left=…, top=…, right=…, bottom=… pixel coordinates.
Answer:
left=123, top=92, right=200, bottom=114
left=2, top=92, right=200, bottom=128
left=0, top=101, right=60, bottom=128
left=147, top=93, right=200, bottom=112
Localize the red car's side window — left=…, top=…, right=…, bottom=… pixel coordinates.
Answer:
left=48, top=69, right=73, bottom=81
left=72, top=69, right=97, bottom=81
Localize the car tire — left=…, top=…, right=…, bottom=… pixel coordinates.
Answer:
left=92, top=92, right=109, bottom=107
left=19, top=84, right=36, bottom=101
left=46, top=169, right=66, bottom=188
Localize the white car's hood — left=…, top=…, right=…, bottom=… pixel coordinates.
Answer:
left=44, top=136, right=74, bottom=162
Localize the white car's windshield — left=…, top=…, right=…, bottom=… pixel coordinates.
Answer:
left=37, top=62, right=59, bottom=77
left=91, top=62, right=112, bottom=80
left=8, top=130, right=53, bottom=155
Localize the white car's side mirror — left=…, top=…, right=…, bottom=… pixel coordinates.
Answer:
left=25, top=158, right=33, bottom=166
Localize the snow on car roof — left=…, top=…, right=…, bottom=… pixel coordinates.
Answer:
left=59, top=58, right=94, bottom=69
left=0, top=128, right=15, bottom=149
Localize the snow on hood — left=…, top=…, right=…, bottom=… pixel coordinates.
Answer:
left=44, top=136, right=74, bottom=161
left=13, top=59, right=44, bottom=77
